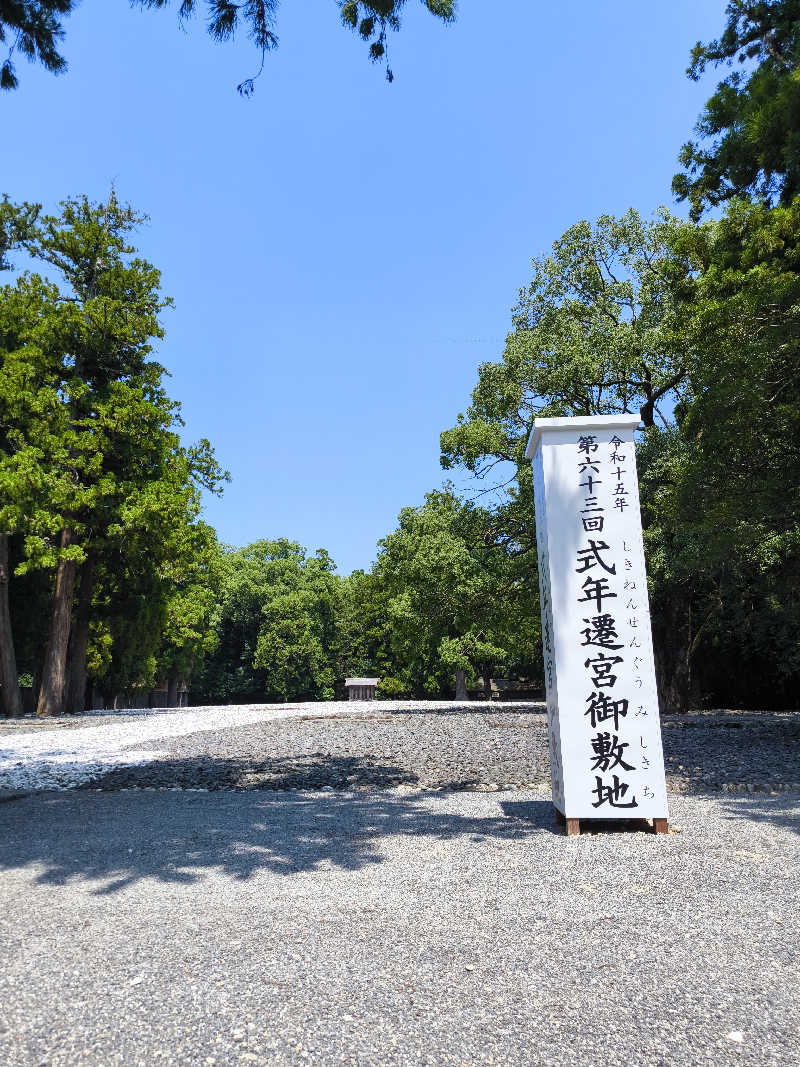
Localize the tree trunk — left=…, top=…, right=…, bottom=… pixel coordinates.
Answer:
left=167, top=673, right=179, bottom=708
left=653, top=588, right=691, bottom=714
left=482, top=670, right=492, bottom=699
left=36, top=529, right=79, bottom=718
left=0, top=533, right=23, bottom=718
left=65, top=547, right=97, bottom=716
left=454, top=669, right=468, bottom=700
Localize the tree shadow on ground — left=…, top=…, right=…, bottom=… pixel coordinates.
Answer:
left=0, top=787, right=562, bottom=895
left=500, top=801, right=658, bottom=836
left=716, top=791, right=800, bottom=836
left=71, top=751, right=553, bottom=794
left=660, top=713, right=800, bottom=793
left=77, top=753, right=428, bottom=792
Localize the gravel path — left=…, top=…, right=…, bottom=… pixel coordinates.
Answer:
left=0, top=787, right=797, bottom=1067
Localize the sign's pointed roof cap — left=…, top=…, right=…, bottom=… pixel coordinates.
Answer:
left=526, top=414, right=642, bottom=459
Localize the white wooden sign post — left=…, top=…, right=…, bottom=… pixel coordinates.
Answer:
left=526, top=415, right=669, bottom=836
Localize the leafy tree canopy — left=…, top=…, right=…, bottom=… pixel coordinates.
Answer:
left=673, top=1, right=800, bottom=218
left=194, top=539, right=341, bottom=703
left=375, top=489, right=540, bottom=694
left=0, top=196, right=40, bottom=268
left=337, top=567, right=396, bottom=680
left=440, top=209, right=695, bottom=478
left=0, top=0, right=70, bottom=89
left=0, top=0, right=456, bottom=93
left=643, top=198, right=800, bottom=691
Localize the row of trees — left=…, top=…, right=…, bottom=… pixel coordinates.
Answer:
left=190, top=489, right=541, bottom=705
left=193, top=205, right=799, bottom=710
left=0, top=191, right=538, bottom=718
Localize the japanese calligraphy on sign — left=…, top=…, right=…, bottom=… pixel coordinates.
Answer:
left=526, top=415, right=668, bottom=820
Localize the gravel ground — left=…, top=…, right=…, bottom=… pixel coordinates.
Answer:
left=0, top=707, right=184, bottom=735
left=0, top=787, right=797, bottom=1067
left=111, top=707, right=800, bottom=795
left=1, top=702, right=798, bottom=796
left=0, top=702, right=391, bottom=793
left=1, top=703, right=798, bottom=1065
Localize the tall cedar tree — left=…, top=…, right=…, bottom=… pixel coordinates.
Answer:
left=28, top=195, right=168, bottom=716
left=0, top=198, right=46, bottom=717
left=0, top=194, right=226, bottom=716
left=674, top=1, right=800, bottom=218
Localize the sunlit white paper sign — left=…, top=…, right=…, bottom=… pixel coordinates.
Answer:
left=526, top=415, right=668, bottom=821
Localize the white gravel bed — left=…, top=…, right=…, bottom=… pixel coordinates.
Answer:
left=0, top=701, right=505, bottom=793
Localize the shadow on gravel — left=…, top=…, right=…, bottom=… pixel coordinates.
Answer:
left=500, top=801, right=657, bottom=836
left=73, top=752, right=550, bottom=794
left=717, top=792, right=800, bottom=836
left=0, top=790, right=562, bottom=894
left=77, top=754, right=426, bottom=793
left=660, top=714, right=800, bottom=794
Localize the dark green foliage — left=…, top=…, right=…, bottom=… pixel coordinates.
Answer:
left=674, top=1, right=800, bottom=218
left=6, top=536, right=50, bottom=678
left=192, top=539, right=341, bottom=703
left=1, top=1, right=455, bottom=91
left=0, top=0, right=73, bottom=89
left=639, top=199, right=800, bottom=707
left=375, top=674, right=411, bottom=698
left=372, top=489, right=541, bottom=697
left=0, top=196, right=40, bottom=270
left=441, top=201, right=800, bottom=710
left=337, top=567, right=396, bottom=682
left=0, top=193, right=228, bottom=714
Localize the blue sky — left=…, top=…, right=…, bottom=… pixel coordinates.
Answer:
left=2, top=0, right=724, bottom=573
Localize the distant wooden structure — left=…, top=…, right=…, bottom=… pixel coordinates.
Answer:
left=344, top=677, right=380, bottom=701
left=149, top=680, right=190, bottom=708
left=466, top=678, right=544, bottom=701
left=91, top=681, right=189, bottom=710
